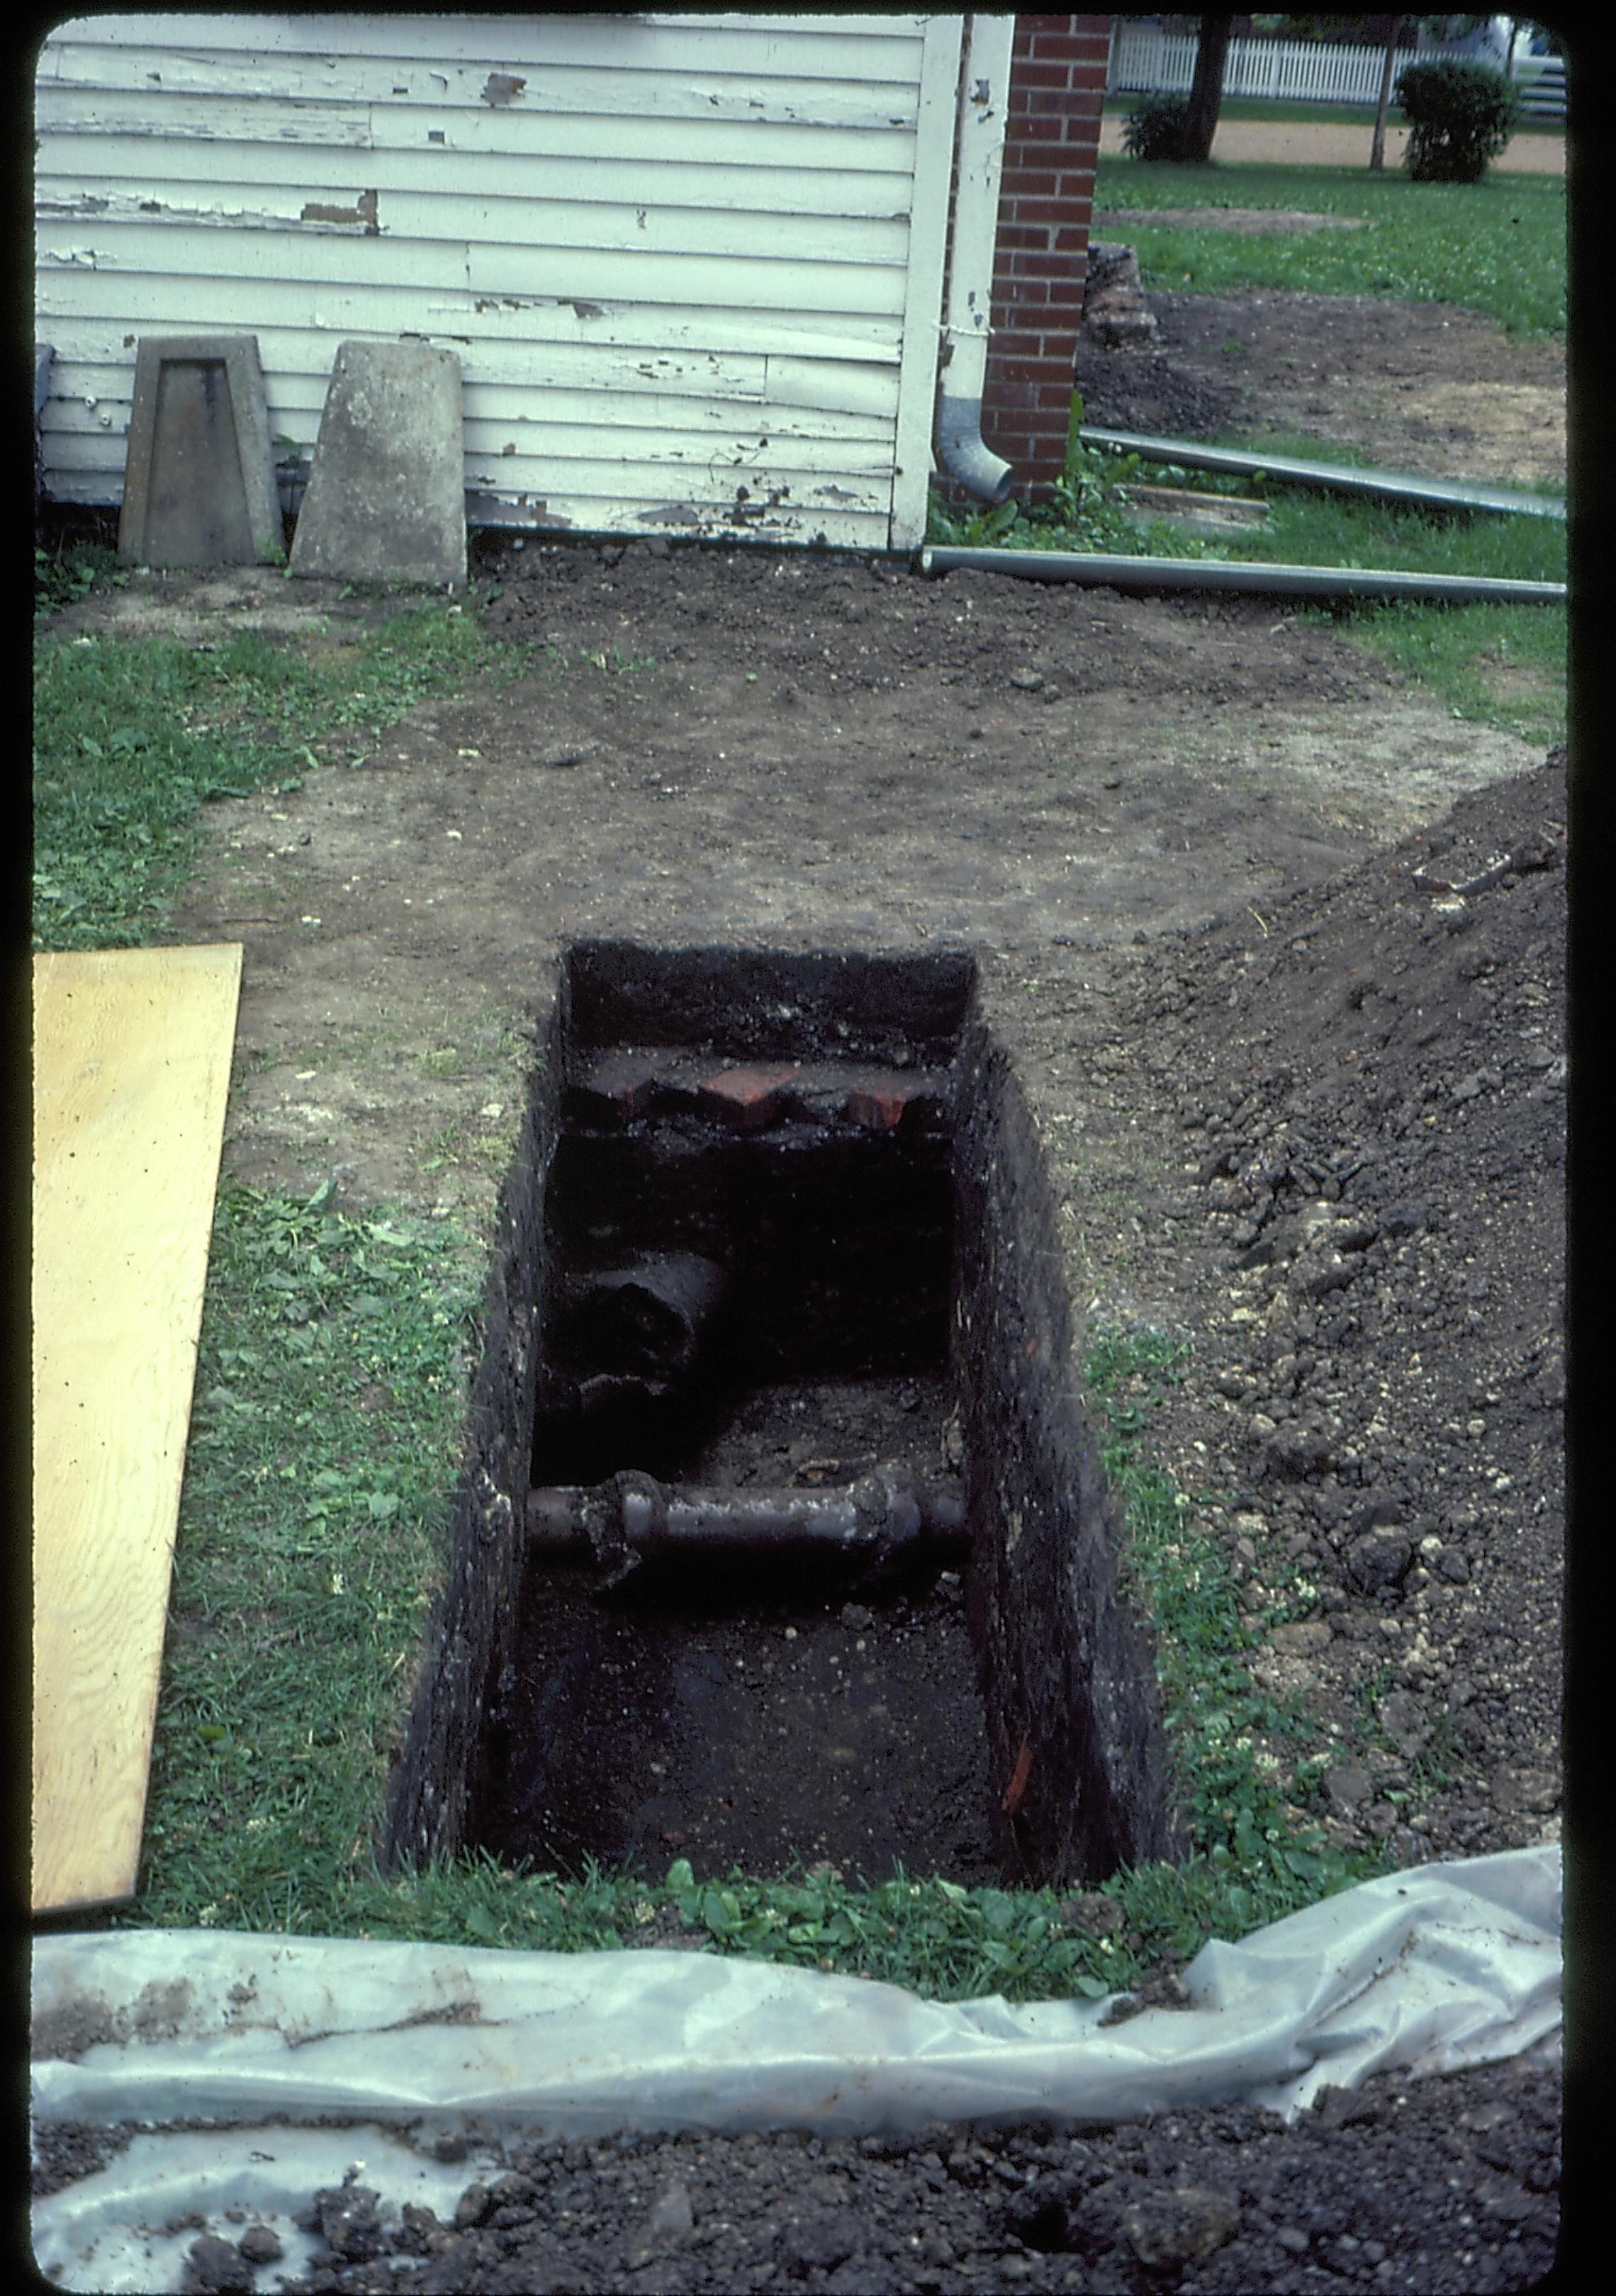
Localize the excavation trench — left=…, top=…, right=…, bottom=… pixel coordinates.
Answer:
left=383, top=947, right=1184, bottom=1891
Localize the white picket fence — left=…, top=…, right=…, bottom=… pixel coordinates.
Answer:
left=1108, top=27, right=1564, bottom=121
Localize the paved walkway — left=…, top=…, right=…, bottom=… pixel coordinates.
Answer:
left=1099, top=114, right=1565, bottom=176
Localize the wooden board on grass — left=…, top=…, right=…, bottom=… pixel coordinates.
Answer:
left=33, top=945, right=242, bottom=1915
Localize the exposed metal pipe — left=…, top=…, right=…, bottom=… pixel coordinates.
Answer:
left=918, top=544, right=1566, bottom=604
left=557, top=1252, right=729, bottom=1382
left=1081, top=427, right=1566, bottom=523
left=936, top=14, right=1017, bottom=504
left=527, top=1468, right=968, bottom=1587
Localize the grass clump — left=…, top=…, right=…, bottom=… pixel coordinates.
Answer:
left=1083, top=1329, right=1383, bottom=1928
left=124, top=1183, right=482, bottom=1936
left=1092, top=157, right=1564, bottom=337
left=32, top=584, right=524, bottom=951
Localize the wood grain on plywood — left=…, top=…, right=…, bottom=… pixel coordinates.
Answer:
left=32, top=945, right=242, bottom=1914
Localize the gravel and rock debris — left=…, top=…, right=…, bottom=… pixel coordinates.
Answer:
left=244, top=2055, right=1556, bottom=2295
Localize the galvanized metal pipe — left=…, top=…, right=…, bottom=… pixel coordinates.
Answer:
left=918, top=544, right=1565, bottom=605
left=527, top=1468, right=967, bottom=1583
left=1081, top=427, right=1566, bottom=523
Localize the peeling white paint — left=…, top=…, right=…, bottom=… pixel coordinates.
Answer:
left=35, top=11, right=958, bottom=545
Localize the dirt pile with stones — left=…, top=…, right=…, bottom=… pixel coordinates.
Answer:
left=243, top=2055, right=1556, bottom=2296
left=1070, top=752, right=1566, bottom=1870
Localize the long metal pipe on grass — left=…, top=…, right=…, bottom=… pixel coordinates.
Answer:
left=917, top=545, right=1565, bottom=604
left=1081, top=427, right=1566, bottom=523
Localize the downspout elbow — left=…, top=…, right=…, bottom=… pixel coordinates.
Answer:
left=937, top=394, right=1014, bottom=503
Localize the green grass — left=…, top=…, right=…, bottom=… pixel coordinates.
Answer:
left=931, top=415, right=1566, bottom=748
left=125, top=1184, right=484, bottom=1935
left=1092, top=157, right=1565, bottom=337
left=1116, top=432, right=1566, bottom=747
left=31, top=569, right=527, bottom=950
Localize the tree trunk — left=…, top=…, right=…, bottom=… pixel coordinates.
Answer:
left=1179, top=14, right=1234, bottom=165
left=1370, top=14, right=1406, bottom=171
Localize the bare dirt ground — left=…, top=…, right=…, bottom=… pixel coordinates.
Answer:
left=35, top=297, right=1566, bottom=2290
left=1097, top=115, right=1565, bottom=174
left=1075, top=286, right=1566, bottom=487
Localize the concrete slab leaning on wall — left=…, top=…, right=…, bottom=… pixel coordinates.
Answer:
left=118, top=336, right=284, bottom=568
left=289, top=339, right=466, bottom=588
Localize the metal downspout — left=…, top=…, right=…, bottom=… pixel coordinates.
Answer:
left=936, top=13, right=1017, bottom=503
left=917, top=544, right=1566, bottom=605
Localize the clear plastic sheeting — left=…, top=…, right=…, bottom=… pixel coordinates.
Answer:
left=33, top=1845, right=1559, bottom=2292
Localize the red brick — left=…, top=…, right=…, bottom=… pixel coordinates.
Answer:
left=1069, top=62, right=1109, bottom=93
left=845, top=1084, right=912, bottom=1133
left=1001, top=169, right=1059, bottom=197
left=1053, top=225, right=1093, bottom=252
left=1007, top=195, right=1077, bottom=226
left=1027, top=32, right=1089, bottom=61
left=572, top=1050, right=659, bottom=1127
left=985, top=327, right=1053, bottom=360
left=1017, top=60, right=1078, bottom=89
left=698, top=1064, right=801, bottom=1132
left=996, top=224, right=1052, bottom=253
left=990, top=354, right=1071, bottom=383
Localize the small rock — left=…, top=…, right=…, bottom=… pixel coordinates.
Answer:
left=1056, top=1891, right=1125, bottom=1935
left=432, top=2131, right=468, bottom=2163
left=237, top=2226, right=284, bottom=2266
left=1376, top=1689, right=1431, bottom=1757
left=1122, top=2185, right=1240, bottom=2267
left=313, top=2184, right=384, bottom=2262
left=1490, top=1766, right=1559, bottom=1815
left=626, top=2178, right=695, bottom=2263
left=1323, top=1765, right=1373, bottom=1814
left=1275, top=2227, right=1310, bottom=2253
left=1270, top=1621, right=1330, bottom=1658
left=181, top=2236, right=253, bottom=2295
left=1009, top=668, right=1044, bottom=691
left=453, top=2182, right=492, bottom=2232
left=839, top=1602, right=873, bottom=1631
left=780, top=2210, right=858, bottom=2272
left=1346, top=1527, right=1413, bottom=1594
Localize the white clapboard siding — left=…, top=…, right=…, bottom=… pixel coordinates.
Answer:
left=35, top=13, right=962, bottom=548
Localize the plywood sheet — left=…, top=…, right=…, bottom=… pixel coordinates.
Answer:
left=33, top=945, right=242, bottom=1915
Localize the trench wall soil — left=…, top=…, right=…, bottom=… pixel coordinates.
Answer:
left=384, top=945, right=1187, bottom=1889
left=380, top=981, right=565, bottom=1874
left=953, top=1000, right=1187, bottom=1884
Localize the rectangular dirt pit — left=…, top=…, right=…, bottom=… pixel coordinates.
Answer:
left=384, top=946, right=1185, bottom=1893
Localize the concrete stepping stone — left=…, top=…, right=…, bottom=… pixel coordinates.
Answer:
left=289, top=339, right=466, bottom=587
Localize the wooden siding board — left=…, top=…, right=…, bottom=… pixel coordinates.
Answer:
left=37, top=179, right=912, bottom=264
left=64, top=15, right=927, bottom=77
left=38, top=136, right=916, bottom=213
left=45, top=43, right=925, bottom=130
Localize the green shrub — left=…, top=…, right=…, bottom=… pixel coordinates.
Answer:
left=1123, top=94, right=1191, bottom=162
left=1396, top=58, right=1520, bottom=183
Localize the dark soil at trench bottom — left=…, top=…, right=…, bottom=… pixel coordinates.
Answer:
left=487, top=1377, right=999, bottom=1884
left=125, top=758, right=1566, bottom=2296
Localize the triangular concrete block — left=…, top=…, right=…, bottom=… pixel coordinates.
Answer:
left=118, top=336, right=284, bottom=568
left=289, top=340, right=466, bottom=587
